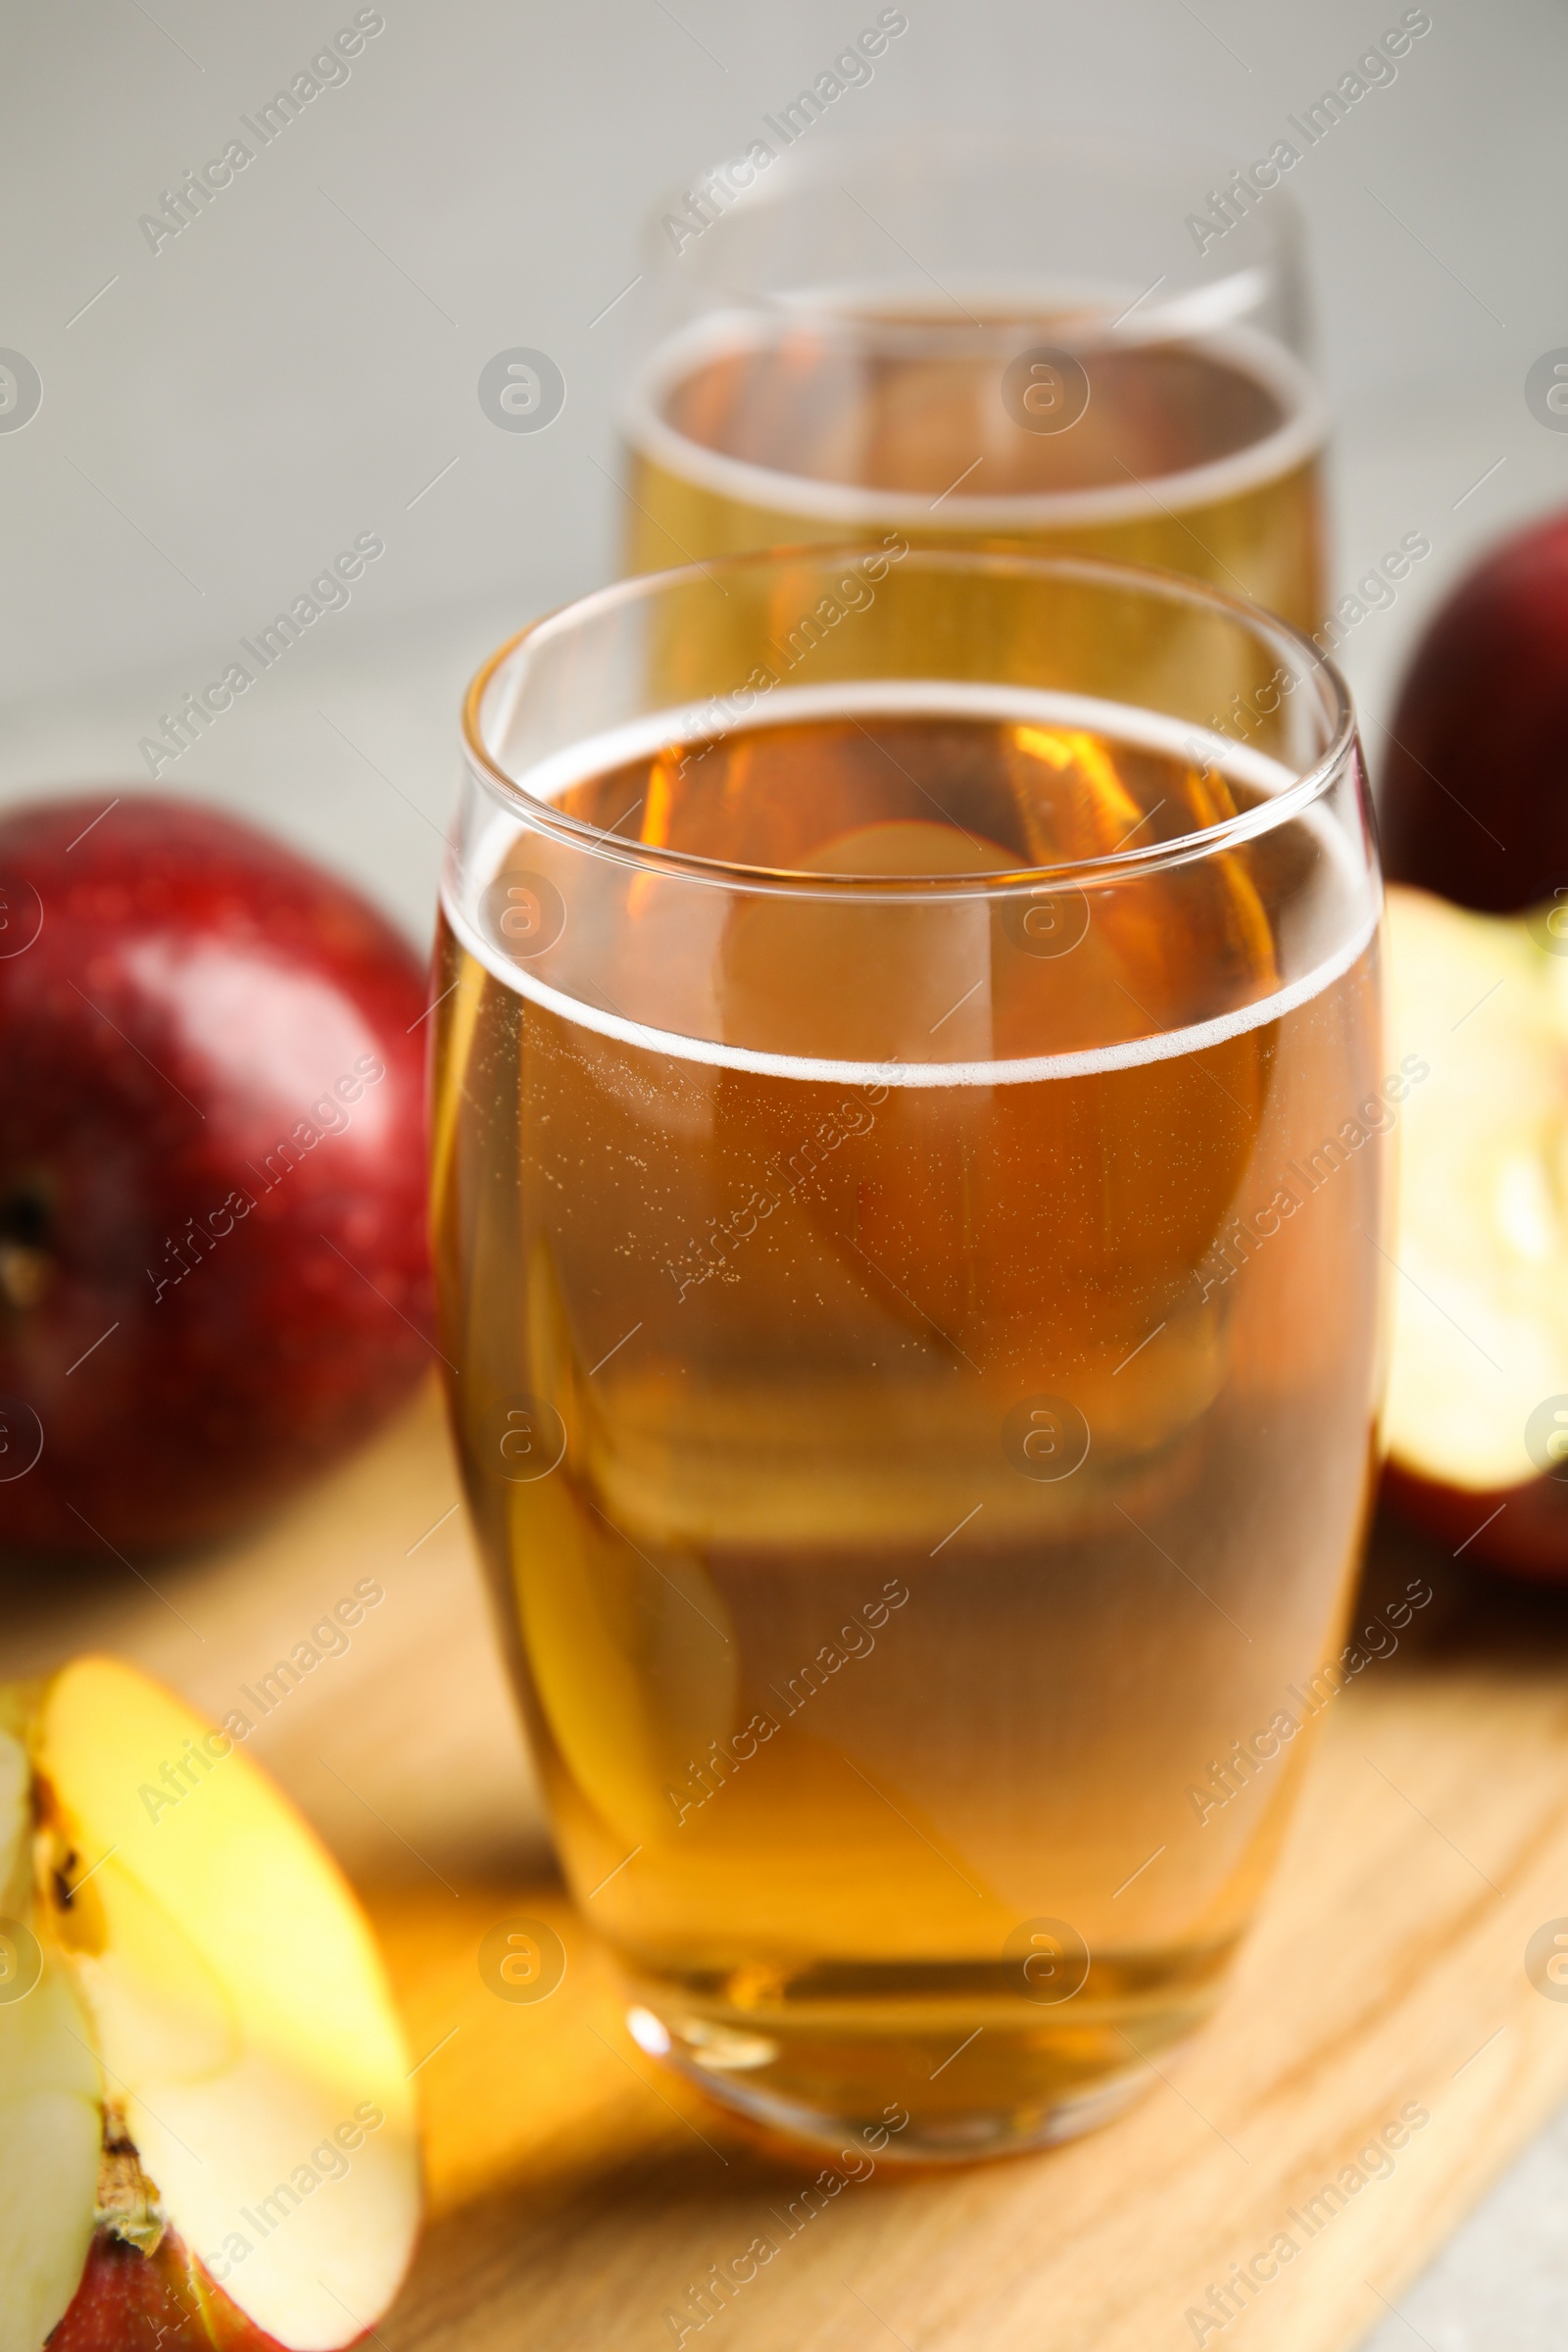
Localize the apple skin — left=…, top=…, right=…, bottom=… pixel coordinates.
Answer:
left=1381, top=1460, right=1568, bottom=1583
left=1379, top=507, right=1568, bottom=913
left=46, top=2228, right=288, bottom=2352
left=0, top=793, right=434, bottom=1559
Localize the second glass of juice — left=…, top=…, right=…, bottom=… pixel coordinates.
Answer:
left=621, top=127, right=1325, bottom=627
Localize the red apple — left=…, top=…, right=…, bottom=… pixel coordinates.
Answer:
left=1379, top=507, right=1568, bottom=913
left=1380, top=883, right=1568, bottom=1577
left=0, top=794, right=433, bottom=1559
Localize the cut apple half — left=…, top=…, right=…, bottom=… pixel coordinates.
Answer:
left=1383, top=883, right=1568, bottom=1573
left=0, top=1657, right=418, bottom=2352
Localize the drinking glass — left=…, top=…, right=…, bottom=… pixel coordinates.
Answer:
left=620, top=126, right=1326, bottom=628
left=432, top=545, right=1384, bottom=2160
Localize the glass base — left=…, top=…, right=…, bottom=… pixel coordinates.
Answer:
left=624, top=1949, right=1231, bottom=2164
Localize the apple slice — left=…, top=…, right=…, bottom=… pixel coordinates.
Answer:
left=0, top=1940, right=99, bottom=2352
left=0, top=1658, right=418, bottom=2352
left=1382, top=883, right=1568, bottom=1574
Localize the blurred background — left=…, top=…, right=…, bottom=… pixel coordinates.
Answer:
left=1, top=0, right=1564, bottom=940
left=4, top=4, right=1567, bottom=2342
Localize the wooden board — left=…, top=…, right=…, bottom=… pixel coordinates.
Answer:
left=9, top=1378, right=1568, bottom=2352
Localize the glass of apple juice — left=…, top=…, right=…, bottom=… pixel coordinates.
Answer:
left=430, top=544, right=1386, bottom=2161
left=620, top=126, right=1328, bottom=630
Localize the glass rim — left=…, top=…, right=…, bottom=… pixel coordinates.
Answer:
left=640, top=119, right=1306, bottom=313
left=459, top=544, right=1356, bottom=902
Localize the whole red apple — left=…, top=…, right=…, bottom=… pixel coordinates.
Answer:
left=1379, top=507, right=1568, bottom=911
left=0, top=793, right=433, bottom=1558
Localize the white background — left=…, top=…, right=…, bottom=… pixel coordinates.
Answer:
left=2, top=5, right=1566, bottom=2338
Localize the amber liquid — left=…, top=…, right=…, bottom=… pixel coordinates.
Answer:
left=432, top=700, right=1380, bottom=2156
left=623, top=316, right=1327, bottom=629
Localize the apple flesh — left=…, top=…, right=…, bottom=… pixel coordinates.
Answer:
left=0, top=1656, right=418, bottom=2352
left=1381, top=882, right=1568, bottom=1575
left=0, top=794, right=434, bottom=1559
left=1379, top=507, right=1568, bottom=913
